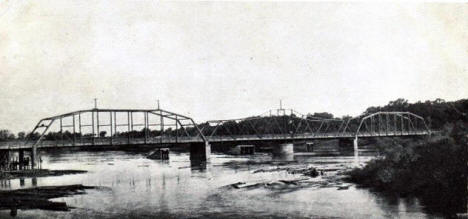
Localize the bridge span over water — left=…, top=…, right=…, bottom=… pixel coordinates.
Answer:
left=0, top=107, right=432, bottom=168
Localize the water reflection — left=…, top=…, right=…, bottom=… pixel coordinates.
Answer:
left=190, top=159, right=207, bottom=172
left=271, top=153, right=294, bottom=161
left=0, top=150, right=441, bottom=218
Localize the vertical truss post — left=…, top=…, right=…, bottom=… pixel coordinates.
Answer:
left=97, top=111, right=100, bottom=140
left=407, top=114, right=411, bottom=134
left=144, top=112, right=148, bottom=144
left=400, top=115, right=404, bottom=135
left=78, top=112, right=82, bottom=144
left=393, top=114, right=397, bottom=135
left=386, top=113, right=389, bottom=136
left=415, top=118, right=418, bottom=134
left=175, top=115, right=178, bottom=143
left=110, top=112, right=113, bottom=145
left=378, top=114, right=381, bottom=136
left=60, top=117, right=63, bottom=146
left=160, top=114, right=164, bottom=144
left=130, top=112, right=133, bottom=131
left=73, top=114, right=76, bottom=146
left=114, top=112, right=117, bottom=138
left=127, top=111, right=131, bottom=144
left=92, top=111, right=95, bottom=146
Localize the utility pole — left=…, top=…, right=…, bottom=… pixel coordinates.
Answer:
left=157, top=99, right=160, bottom=110
left=94, top=98, right=98, bottom=109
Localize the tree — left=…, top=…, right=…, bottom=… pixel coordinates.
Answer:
left=17, top=131, right=26, bottom=140
left=26, top=132, right=40, bottom=140
left=308, top=112, right=334, bottom=119
left=0, top=129, right=15, bottom=141
left=99, top=131, right=107, bottom=137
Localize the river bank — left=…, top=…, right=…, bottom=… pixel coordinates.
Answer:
left=344, top=123, right=467, bottom=217
left=0, top=184, right=95, bottom=216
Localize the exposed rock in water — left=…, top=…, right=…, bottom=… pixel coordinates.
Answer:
left=337, top=185, right=350, bottom=190
left=252, top=166, right=320, bottom=178
left=253, top=167, right=289, bottom=173
left=287, top=167, right=319, bottom=177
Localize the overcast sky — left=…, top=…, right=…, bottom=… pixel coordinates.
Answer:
left=1, top=1, right=467, bottom=133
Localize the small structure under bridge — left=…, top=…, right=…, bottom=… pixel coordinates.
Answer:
left=0, top=107, right=432, bottom=169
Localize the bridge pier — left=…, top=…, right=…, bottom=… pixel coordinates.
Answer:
left=272, top=143, right=294, bottom=161
left=190, top=142, right=211, bottom=162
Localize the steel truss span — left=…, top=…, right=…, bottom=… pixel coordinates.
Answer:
left=21, top=108, right=207, bottom=150
left=200, top=109, right=431, bottom=141
left=8, top=108, right=432, bottom=151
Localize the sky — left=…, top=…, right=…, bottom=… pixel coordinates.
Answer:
left=0, top=1, right=467, bottom=133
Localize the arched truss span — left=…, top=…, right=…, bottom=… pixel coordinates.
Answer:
left=26, top=108, right=207, bottom=148
left=353, top=111, right=431, bottom=138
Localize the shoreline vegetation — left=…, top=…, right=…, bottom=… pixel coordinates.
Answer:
left=340, top=98, right=468, bottom=216
left=345, top=122, right=467, bottom=216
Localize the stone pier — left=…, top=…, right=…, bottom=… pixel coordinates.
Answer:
left=190, top=142, right=211, bottom=162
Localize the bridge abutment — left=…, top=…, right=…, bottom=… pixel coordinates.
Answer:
left=190, top=142, right=211, bottom=162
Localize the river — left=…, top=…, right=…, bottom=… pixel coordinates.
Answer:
left=0, top=150, right=443, bottom=218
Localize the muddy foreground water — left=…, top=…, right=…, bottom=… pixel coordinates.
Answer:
left=0, top=150, right=444, bottom=218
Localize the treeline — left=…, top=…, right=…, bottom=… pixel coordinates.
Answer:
left=363, top=98, right=468, bottom=130
left=1, top=98, right=467, bottom=141
left=0, top=127, right=190, bottom=142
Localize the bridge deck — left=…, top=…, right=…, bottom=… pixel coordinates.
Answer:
left=0, top=131, right=429, bottom=150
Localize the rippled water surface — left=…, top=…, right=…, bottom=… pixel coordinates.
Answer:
left=0, top=150, right=441, bottom=218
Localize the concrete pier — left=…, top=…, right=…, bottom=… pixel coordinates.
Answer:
left=190, top=142, right=211, bottom=162
left=272, top=143, right=294, bottom=161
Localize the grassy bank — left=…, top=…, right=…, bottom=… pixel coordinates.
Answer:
left=345, top=122, right=467, bottom=216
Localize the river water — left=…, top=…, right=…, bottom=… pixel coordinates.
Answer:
left=0, top=150, right=442, bottom=218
